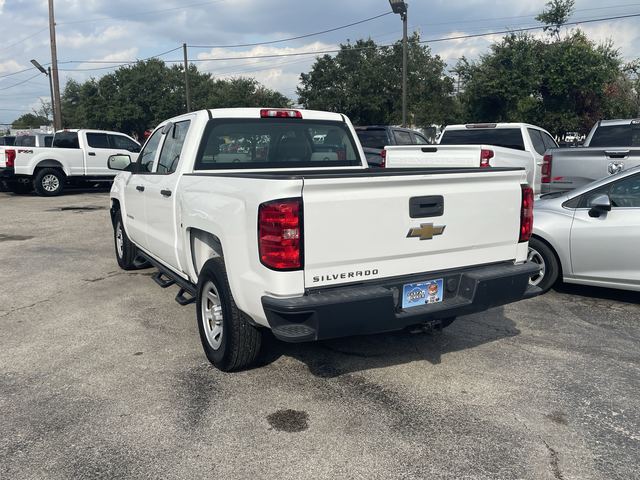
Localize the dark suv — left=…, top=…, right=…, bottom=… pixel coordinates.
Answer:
left=355, top=126, right=430, bottom=167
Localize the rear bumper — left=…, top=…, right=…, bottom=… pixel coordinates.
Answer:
left=262, top=262, right=541, bottom=342
left=0, top=167, right=15, bottom=178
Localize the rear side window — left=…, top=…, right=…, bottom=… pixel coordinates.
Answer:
left=394, top=130, right=413, bottom=145
left=86, top=133, right=110, bottom=149
left=156, top=121, right=190, bottom=174
left=440, top=128, right=526, bottom=151
left=413, top=133, right=429, bottom=145
left=195, top=119, right=360, bottom=169
left=528, top=129, right=546, bottom=155
left=589, top=124, right=640, bottom=147
left=356, top=129, right=389, bottom=149
left=541, top=131, right=558, bottom=149
left=15, top=136, right=35, bottom=147
left=53, top=132, right=80, bottom=149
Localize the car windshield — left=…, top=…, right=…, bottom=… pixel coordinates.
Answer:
left=195, top=119, right=361, bottom=169
left=440, top=128, right=526, bottom=151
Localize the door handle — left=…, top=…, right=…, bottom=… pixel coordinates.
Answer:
left=160, top=189, right=172, bottom=197
left=136, top=185, right=145, bottom=192
left=605, top=150, right=629, bottom=158
left=88, top=152, right=96, bottom=156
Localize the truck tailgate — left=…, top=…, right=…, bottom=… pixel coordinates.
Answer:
left=385, top=145, right=480, bottom=168
left=302, top=169, right=526, bottom=288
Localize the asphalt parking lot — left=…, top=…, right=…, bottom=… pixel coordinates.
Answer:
left=1, top=190, right=639, bottom=480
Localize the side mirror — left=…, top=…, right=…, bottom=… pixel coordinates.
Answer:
left=588, top=194, right=611, bottom=218
left=108, top=154, right=132, bottom=171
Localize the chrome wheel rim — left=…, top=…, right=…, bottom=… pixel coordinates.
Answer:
left=115, top=222, right=124, bottom=259
left=201, top=281, right=224, bottom=350
left=527, top=247, right=546, bottom=286
left=42, top=174, right=60, bottom=192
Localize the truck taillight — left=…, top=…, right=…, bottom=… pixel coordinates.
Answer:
left=380, top=149, right=387, bottom=168
left=541, top=154, right=552, bottom=183
left=260, top=109, right=302, bottom=119
left=5, top=149, right=16, bottom=168
left=258, top=198, right=303, bottom=270
left=520, top=185, right=534, bottom=243
left=480, top=149, right=494, bottom=167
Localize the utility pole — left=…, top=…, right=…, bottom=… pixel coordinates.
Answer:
left=402, top=6, right=408, bottom=128
left=183, top=43, right=191, bottom=113
left=48, top=0, right=62, bottom=130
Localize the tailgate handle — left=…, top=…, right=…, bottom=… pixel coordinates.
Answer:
left=410, top=195, right=444, bottom=218
left=605, top=150, right=629, bottom=158
left=421, top=147, right=438, bottom=153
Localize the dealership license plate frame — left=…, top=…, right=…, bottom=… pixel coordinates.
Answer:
left=401, top=278, right=444, bottom=309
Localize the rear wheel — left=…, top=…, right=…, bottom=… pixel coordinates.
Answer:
left=197, top=258, right=262, bottom=372
left=34, top=168, right=65, bottom=196
left=527, top=237, right=559, bottom=293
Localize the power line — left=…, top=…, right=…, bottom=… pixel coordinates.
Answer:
left=0, top=73, right=43, bottom=91
left=189, top=12, right=393, bottom=49
left=0, top=67, right=39, bottom=80
left=0, top=27, right=49, bottom=54
left=56, top=0, right=227, bottom=25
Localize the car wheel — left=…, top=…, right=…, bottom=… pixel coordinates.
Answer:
left=527, top=237, right=559, bottom=293
left=113, top=211, right=149, bottom=270
left=34, top=168, right=65, bottom=196
left=196, top=258, right=262, bottom=372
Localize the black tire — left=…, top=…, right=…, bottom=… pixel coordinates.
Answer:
left=7, top=181, right=32, bottom=194
left=33, top=168, right=65, bottom=196
left=527, top=237, right=560, bottom=293
left=113, top=211, right=149, bottom=270
left=196, top=258, right=262, bottom=372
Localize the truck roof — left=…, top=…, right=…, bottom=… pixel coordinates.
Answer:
left=205, top=108, right=345, bottom=122
left=597, top=119, right=640, bottom=127
left=444, top=123, right=548, bottom=131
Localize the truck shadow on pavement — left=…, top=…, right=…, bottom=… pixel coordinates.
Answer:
left=258, top=306, right=519, bottom=378
left=553, top=283, right=640, bottom=305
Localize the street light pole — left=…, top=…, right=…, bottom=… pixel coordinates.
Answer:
left=389, top=0, right=408, bottom=127
left=30, top=60, right=56, bottom=128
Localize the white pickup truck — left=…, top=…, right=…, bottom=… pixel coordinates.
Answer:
left=108, top=108, right=540, bottom=371
left=385, top=123, right=558, bottom=195
left=0, top=129, right=140, bottom=195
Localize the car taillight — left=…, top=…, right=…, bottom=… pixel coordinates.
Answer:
left=258, top=198, right=303, bottom=270
left=541, top=154, right=552, bottom=183
left=380, top=149, right=387, bottom=168
left=480, top=149, right=494, bottom=167
left=5, top=149, right=16, bottom=168
left=520, top=185, right=534, bottom=243
left=260, top=109, right=302, bottom=119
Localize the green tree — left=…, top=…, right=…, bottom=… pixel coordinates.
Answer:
left=536, top=0, right=575, bottom=40
left=297, top=35, right=459, bottom=127
left=12, top=113, right=51, bottom=129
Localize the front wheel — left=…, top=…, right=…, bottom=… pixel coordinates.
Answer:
left=196, top=258, right=262, bottom=372
left=34, top=168, right=65, bottom=196
left=527, top=237, right=559, bottom=293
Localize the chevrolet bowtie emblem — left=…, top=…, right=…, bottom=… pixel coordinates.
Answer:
left=407, top=223, right=446, bottom=240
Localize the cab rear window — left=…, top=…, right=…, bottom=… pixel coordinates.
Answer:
left=589, top=124, right=640, bottom=147
left=440, top=128, right=525, bottom=151
left=195, top=119, right=361, bottom=169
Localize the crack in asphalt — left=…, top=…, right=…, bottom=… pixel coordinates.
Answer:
left=543, top=440, right=565, bottom=480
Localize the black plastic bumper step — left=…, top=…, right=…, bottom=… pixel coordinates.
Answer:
left=175, top=288, right=196, bottom=306
left=152, top=271, right=175, bottom=288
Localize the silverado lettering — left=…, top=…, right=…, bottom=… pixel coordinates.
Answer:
left=312, top=269, right=380, bottom=283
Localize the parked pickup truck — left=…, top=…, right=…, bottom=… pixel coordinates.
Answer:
left=355, top=125, right=431, bottom=167
left=0, top=129, right=140, bottom=195
left=384, top=123, right=558, bottom=195
left=542, top=119, right=640, bottom=194
left=108, top=107, right=540, bottom=371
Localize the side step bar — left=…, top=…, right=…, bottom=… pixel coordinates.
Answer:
left=140, top=253, right=197, bottom=306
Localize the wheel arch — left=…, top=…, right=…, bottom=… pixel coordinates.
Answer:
left=530, top=233, right=564, bottom=280
left=34, top=159, right=67, bottom=175
left=188, top=228, right=224, bottom=280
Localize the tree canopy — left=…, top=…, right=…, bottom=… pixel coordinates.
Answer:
left=12, top=113, right=51, bottom=129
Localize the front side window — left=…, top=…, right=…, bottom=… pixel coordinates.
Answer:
left=578, top=173, right=640, bottom=208
left=86, top=133, right=110, bottom=149
left=110, top=135, right=140, bottom=153
left=136, top=129, right=163, bottom=173
left=195, top=119, right=360, bottom=169
left=156, top=121, right=190, bottom=174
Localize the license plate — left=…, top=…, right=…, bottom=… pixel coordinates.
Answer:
left=402, top=279, right=444, bottom=309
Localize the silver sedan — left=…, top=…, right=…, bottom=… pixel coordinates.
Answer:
left=529, top=165, right=640, bottom=292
